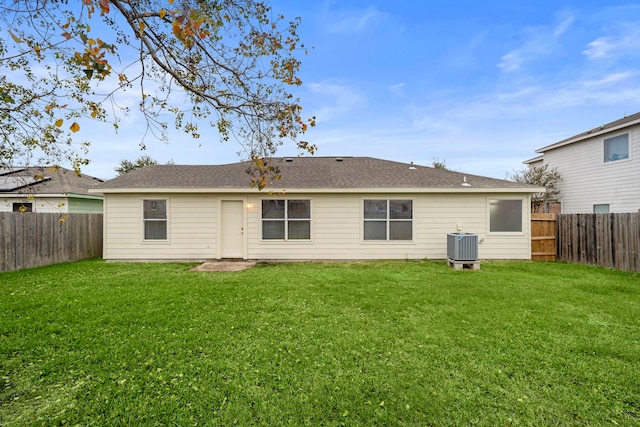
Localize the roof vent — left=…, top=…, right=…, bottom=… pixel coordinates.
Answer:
left=336, top=157, right=343, bottom=162
left=285, top=158, right=294, bottom=162
left=461, top=176, right=471, bottom=187
left=409, top=161, right=416, bottom=170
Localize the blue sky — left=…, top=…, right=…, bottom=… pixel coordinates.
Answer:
left=83, top=1, right=640, bottom=179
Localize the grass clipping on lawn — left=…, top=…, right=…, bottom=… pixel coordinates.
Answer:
left=1, top=259, right=639, bottom=426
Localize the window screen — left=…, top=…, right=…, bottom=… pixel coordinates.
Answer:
left=364, top=199, right=412, bottom=240
left=143, top=200, right=167, bottom=240
left=262, top=199, right=311, bottom=240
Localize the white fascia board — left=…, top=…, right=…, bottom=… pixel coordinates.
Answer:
left=67, top=193, right=104, bottom=200
left=0, top=193, right=66, bottom=198
left=523, top=155, right=544, bottom=164
left=92, top=186, right=544, bottom=194
left=536, top=118, right=640, bottom=153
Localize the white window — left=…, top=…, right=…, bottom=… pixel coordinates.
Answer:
left=604, top=134, right=629, bottom=163
left=143, top=200, right=167, bottom=240
left=262, top=200, right=311, bottom=240
left=363, top=199, right=412, bottom=241
left=593, top=204, right=610, bottom=214
left=489, top=199, right=522, bottom=232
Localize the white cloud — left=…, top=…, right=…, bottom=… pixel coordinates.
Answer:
left=553, top=16, right=575, bottom=37
left=498, top=15, right=574, bottom=73
left=388, top=82, right=405, bottom=97
left=410, top=113, right=461, bottom=136
left=288, top=70, right=640, bottom=180
left=495, top=86, right=539, bottom=101
left=497, top=30, right=556, bottom=73
left=584, top=37, right=616, bottom=59
left=583, top=71, right=636, bottom=87
left=498, top=50, right=524, bottom=73
left=324, top=5, right=385, bottom=35
left=405, top=68, right=640, bottom=139
left=583, top=27, right=640, bottom=59
left=306, top=81, right=365, bottom=122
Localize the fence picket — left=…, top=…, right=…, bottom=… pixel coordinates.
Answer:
left=554, top=213, right=640, bottom=273
left=0, top=212, right=102, bottom=273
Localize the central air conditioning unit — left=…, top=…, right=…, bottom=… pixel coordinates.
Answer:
left=447, top=233, right=478, bottom=261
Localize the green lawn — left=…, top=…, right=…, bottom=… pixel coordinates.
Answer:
left=1, top=259, right=639, bottom=426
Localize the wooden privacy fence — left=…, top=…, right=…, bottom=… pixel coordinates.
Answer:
left=556, top=213, right=640, bottom=273
left=531, top=213, right=557, bottom=261
left=0, top=212, right=103, bottom=273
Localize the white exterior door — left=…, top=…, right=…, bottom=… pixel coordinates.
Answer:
left=220, top=200, right=244, bottom=258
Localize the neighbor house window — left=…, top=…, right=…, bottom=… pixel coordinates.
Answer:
left=262, top=199, right=311, bottom=240
left=604, top=134, right=629, bottom=163
left=489, top=199, right=522, bottom=232
left=363, top=199, right=412, bottom=241
left=143, top=199, right=167, bottom=240
left=12, top=202, right=32, bottom=212
left=593, top=204, right=610, bottom=214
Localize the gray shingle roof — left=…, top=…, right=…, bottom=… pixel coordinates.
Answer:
left=0, top=167, right=103, bottom=195
left=94, top=157, right=536, bottom=192
left=537, top=111, right=640, bottom=153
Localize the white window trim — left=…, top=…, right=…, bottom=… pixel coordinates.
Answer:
left=487, top=198, right=525, bottom=235
left=362, top=198, right=414, bottom=242
left=260, top=198, right=313, bottom=242
left=142, top=198, right=170, bottom=243
left=593, top=203, right=611, bottom=214
left=602, top=132, right=631, bottom=165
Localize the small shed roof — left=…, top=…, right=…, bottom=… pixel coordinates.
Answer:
left=93, top=157, right=540, bottom=194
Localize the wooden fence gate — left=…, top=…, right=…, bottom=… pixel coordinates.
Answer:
left=531, top=213, right=557, bottom=261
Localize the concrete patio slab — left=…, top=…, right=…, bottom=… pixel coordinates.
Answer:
left=190, top=260, right=258, bottom=272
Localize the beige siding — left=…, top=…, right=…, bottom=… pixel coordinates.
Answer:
left=104, top=192, right=531, bottom=261
left=543, top=126, right=640, bottom=213
left=103, top=194, right=217, bottom=260
left=246, top=193, right=530, bottom=260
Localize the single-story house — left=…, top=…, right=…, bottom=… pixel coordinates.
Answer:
left=525, top=111, right=640, bottom=213
left=0, top=166, right=104, bottom=213
left=89, top=157, right=543, bottom=261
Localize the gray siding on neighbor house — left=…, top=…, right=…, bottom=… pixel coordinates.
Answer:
left=541, top=125, right=640, bottom=213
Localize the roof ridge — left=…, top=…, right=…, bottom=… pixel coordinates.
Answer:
left=94, top=157, right=538, bottom=191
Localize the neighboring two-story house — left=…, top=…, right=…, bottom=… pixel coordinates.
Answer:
left=0, top=167, right=104, bottom=213
left=525, top=112, right=640, bottom=214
